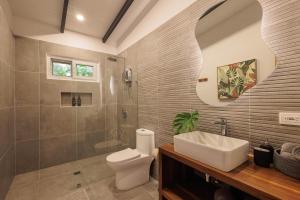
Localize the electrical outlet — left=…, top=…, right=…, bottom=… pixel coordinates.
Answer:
left=279, top=112, right=300, bottom=126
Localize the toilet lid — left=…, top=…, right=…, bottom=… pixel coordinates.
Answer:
left=106, top=148, right=140, bottom=163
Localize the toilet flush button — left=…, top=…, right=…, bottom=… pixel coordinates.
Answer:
left=279, top=112, right=300, bottom=126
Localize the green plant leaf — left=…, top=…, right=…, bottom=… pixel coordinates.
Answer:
left=172, top=111, right=199, bottom=135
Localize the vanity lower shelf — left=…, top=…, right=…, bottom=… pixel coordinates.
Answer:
left=162, top=179, right=216, bottom=200
left=159, top=144, right=300, bottom=200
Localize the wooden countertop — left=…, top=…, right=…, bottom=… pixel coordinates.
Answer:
left=159, top=144, right=300, bottom=200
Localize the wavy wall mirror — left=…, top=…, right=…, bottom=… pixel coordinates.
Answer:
left=195, top=0, right=276, bottom=107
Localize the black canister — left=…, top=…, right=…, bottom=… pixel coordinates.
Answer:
left=254, top=147, right=272, bottom=167
left=254, top=139, right=274, bottom=168
left=260, top=139, right=274, bottom=162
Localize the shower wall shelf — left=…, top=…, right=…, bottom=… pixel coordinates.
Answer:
left=61, top=92, right=92, bottom=107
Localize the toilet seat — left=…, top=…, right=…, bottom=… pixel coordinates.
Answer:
left=106, top=148, right=140, bottom=163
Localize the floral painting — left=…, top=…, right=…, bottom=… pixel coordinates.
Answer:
left=217, top=59, right=257, bottom=99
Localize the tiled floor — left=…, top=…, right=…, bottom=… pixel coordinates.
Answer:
left=5, top=154, right=158, bottom=200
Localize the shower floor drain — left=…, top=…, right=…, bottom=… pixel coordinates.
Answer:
left=73, top=171, right=81, bottom=175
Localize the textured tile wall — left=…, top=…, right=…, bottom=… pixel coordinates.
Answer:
left=0, top=2, right=15, bottom=199
left=119, top=0, right=300, bottom=179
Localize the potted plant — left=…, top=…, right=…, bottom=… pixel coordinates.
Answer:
left=172, top=111, right=199, bottom=135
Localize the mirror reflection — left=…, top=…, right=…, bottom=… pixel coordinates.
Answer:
left=195, top=0, right=276, bottom=107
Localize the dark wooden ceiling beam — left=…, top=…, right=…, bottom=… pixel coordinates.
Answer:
left=199, top=0, right=226, bottom=20
left=60, top=0, right=69, bottom=33
left=102, top=0, right=134, bottom=43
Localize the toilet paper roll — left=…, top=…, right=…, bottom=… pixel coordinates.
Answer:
left=292, top=146, right=300, bottom=160
left=281, top=143, right=298, bottom=153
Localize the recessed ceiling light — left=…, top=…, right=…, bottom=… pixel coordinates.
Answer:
left=76, top=14, right=85, bottom=22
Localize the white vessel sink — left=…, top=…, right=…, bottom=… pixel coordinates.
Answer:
left=174, top=131, right=249, bottom=172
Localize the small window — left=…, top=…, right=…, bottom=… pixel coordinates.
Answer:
left=76, top=64, right=94, bottom=77
left=73, top=60, right=98, bottom=81
left=51, top=59, right=72, bottom=77
left=47, top=55, right=99, bottom=82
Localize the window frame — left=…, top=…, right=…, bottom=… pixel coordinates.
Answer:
left=51, top=58, right=73, bottom=78
left=73, top=59, right=99, bottom=81
left=46, top=55, right=99, bottom=82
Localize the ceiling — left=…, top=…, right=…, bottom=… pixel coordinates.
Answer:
left=8, top=0, right=157, bottom=47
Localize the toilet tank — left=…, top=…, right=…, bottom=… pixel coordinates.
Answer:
left=136, top=129, right=155, bottom=155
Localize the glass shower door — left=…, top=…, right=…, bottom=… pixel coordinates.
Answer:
left=104, top=56, right=125, bottom=154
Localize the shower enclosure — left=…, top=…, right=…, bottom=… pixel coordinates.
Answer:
left=10, top=37, right=140, bottom=199
left=39, top=52, right=126, bottom=169
left=15, top=37, right=138, bottom=175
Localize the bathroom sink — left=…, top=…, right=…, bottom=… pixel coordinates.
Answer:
left=174, top=131, right=249, bottom=172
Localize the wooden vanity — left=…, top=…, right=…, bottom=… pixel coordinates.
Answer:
left=159, top=144, right=300, bottom=200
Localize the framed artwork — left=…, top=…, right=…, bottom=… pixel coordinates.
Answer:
left=217, top=59, right=257, bottom=99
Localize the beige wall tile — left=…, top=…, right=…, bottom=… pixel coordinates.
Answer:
left=105, top=105, right=118, bottom=136
left=0, top=148, right=14, bottom=200
left=105, top=57, right=122, bottom=81
left=76, top=106, right=105, bottom=134
left=0, top=61, right=10, bottom=108
left=9, top=69, right=15, bottom=107
left=40, top=135, right=76, bottom=168
left=77, top=131, right=106, bottom=159
left=15, top=71, right=39, bottom=106
left=15, top=37, right=39, bottom=72
left=15, top=106, right=39, bottom=141
left=0, top=13, right=13, bottom=65
left=16, top=140, right=39, bottom=174
left=8, top=108, right=15, bottom=142
left=119, top=81, right=138, bottom=105
left=40, top=106, right=76, bottom=139
left=118, top=105, right=138, bottom=128
left=0, top=108, right=11, bottom=157
left=77, top=48, right=103, bottom=63
left=104, top=79, right=118, bottom=105
left=118, top=126, right=136, bottom=149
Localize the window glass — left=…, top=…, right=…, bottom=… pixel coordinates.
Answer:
left=76, top=64, right=94, bottom=77
left=48, top=56, right=98, bottom=82
left=52, top=59, right=72, bottom=77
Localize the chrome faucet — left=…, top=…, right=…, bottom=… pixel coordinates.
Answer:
left=214, top=118, right=228, bottom=136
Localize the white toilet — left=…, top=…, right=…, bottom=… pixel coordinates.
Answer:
left=106, top=128, right=155, bottom=190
